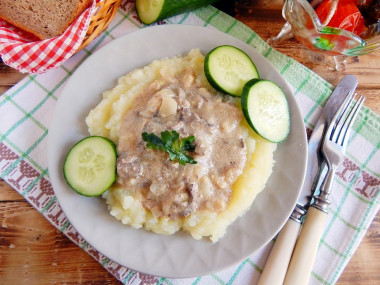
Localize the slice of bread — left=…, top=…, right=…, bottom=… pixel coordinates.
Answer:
left=0, top=0, right=93, bottom=39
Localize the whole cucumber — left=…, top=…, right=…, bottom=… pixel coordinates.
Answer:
left=136, top=0, right=219, bottom=25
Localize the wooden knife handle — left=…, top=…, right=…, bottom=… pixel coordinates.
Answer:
left=258, top=219, right=301, bottom=285
left=284, top=207, right=328, bottom=285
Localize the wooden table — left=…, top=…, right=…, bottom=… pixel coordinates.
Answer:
left=1, top=1, right=379, bottom=284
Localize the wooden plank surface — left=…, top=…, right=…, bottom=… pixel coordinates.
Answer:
left=1, top=0, right=379, bottom=284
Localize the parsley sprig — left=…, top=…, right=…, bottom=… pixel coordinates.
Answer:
left=142, top=130, right=197, bottom=165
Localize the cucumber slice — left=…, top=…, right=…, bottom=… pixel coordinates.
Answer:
left=63, top=136, right=117, bottom=197
left=241, top=79, right=290, bottom=143
left=136, top=0, right=218, bottom=25
left=204, top=45, right=259, bottom=97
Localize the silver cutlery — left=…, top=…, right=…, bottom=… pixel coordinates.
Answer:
left=283, top=93, right=365, bottom=285
left=258, top=75, right=358, bottom=285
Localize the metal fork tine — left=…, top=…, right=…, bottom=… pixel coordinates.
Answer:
left=340, top=95, right=365, bottom=147
left=333, top=93, right=358, bottom=144
left=329, top=92, right=355, bottom=142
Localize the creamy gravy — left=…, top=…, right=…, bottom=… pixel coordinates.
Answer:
left=117, top=67, right=247, bottom=219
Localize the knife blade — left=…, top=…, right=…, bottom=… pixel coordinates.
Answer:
left=258, top=75, right=358, bottom=285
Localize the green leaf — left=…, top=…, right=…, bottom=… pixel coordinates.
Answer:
left=142, top=132, right=166, bottom=151
left=181, top=135, right=196, bottom=152
left=142, top=130, right=197, bottom=165
left=161, top=130, right=176, bottom=146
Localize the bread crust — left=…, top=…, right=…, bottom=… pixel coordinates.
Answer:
left=0, top=0, right=93, bottom=39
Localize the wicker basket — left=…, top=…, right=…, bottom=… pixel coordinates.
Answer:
left=77, top=0, right=122, bottom=51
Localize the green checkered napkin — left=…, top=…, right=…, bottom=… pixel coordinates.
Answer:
left=1, top=5, right=379, bottom=285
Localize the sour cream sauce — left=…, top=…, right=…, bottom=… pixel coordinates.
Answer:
left=117, top=67, right=247, bottom=219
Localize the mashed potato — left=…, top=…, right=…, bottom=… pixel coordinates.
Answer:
left=86, top=49, right=276, bottom=242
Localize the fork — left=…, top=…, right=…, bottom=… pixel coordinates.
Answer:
left=283, top=93, right=365, bottom=285
left=315, top=93, right=365, bottom=211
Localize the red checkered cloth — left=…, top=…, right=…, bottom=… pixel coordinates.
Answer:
left=0, top=0, right=99, bottom=74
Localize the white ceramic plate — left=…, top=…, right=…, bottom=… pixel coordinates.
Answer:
left=48, top=25, right=307, bottom=278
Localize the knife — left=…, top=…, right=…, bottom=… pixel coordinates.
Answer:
left=258, top=75, right=358, bottom=285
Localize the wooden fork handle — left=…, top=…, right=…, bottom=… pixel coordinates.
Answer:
left=258, top=219, right=301, bottom=285
left=284, top=207, right=328, bottom=285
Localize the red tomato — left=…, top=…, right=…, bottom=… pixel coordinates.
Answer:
left=316, top=0, right=367, bottom=35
